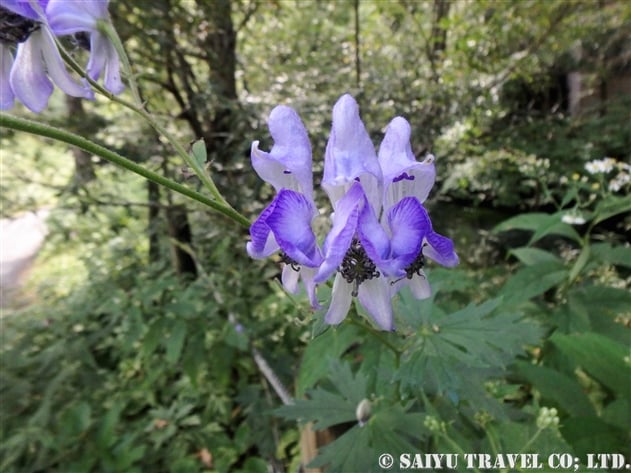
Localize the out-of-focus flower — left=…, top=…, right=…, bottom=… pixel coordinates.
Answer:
left=0, top=0, right=94, bottom=112
left=561, top=212, right=586, bottom=226
left=46, top=0, right=124, bottom=94
left=585, top=157, right=616, bottom=175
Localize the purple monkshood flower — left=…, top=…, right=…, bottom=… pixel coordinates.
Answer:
left=247, top=94, right=459, bottom=331
left=247, top=105, right=322, bottom=308
left=0, top=0, right=94, bottom=112
left=46, top=0, right=124, bottom=95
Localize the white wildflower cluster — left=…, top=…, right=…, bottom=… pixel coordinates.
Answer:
left=561, top=212, right=586, bottom=226
left=585, top=157, right=616, bottom=175
left=519, top=155, right=550, bottom=175
left=584, top=158, right=630, bottom=193
left=536, top=407, right=560, bottom=430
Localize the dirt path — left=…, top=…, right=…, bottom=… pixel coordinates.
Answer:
left=0, top=209, right=49, bottom=309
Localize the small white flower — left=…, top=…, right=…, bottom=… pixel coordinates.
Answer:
left=561, top=213, right=586, bottom=225
left=585, top=158, right=616, bottom=175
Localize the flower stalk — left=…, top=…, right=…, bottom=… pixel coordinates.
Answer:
left=0, top=112, right=250, bottom=228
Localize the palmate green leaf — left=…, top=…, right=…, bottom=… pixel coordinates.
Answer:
left=309, top=405, right=426, bottom=473
left=493, top=212, right=581, bottom=244
left=396, top=296, right=542, bottom=393
left=550, top=332, right=630, bottom=397
left=276, top=361, right=367, bottom=430
left=297, top=323, right=361, bottom=397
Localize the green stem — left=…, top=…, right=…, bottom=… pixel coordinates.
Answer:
left=55, top=27, right=231, bottom=209
left=0, top=113, right=250, bottom=228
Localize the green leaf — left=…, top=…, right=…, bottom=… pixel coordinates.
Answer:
left=165, top=319, right=187, bottom=365
left=493, top=212, right=581, bottom=244
left=567, top=286, right=631, bottom=343
left=396, top=296, right=542, bottom=393
left=309, top=404, right=426, bottom=472
left=499, top=261, right=568, bottom=305
left=561, top=417, right=629, bottom=459
left=593, top=194, right=631, bottom=225
left=513, top=361, right=595, bottom=417
left=190, top=139, right=207, bottom=167
left=275, top=388, right=356, bottom=430
left=590, top=242, right=631, bottom=269
left=568, top=244, right=590, bottom=283
left=276, top=361, right=367, bottom=430
left=550, top=332, right=630, bottom=396
left=297, top=323, right=361, bottom=397
left=509, top=247, right=562, bottom=266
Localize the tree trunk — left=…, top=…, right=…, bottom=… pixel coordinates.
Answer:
left=166, top=204, right=197, bottom=277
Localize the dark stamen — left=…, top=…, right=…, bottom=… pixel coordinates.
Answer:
left=279, top=251, right=300, bottom=271
left=339, top=238, right=380, bottom=296
left=404, top=245, right=425, bottom=279
left=0, top=6, right=38, bottom=44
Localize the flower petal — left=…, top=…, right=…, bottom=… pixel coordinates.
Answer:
left=379, top=117, right=436, bottom=210
left=265, top=189, right=321, bottom=266
left=46, top=0, right=105, bottom=34
left=322, top=94, right=382, bottom=210
left=10, top=32, right=53, bottom=112
left=424, top=231, right=459, bottom=267
left=251, top=105, right=313, bottom=199
left=1, top=44, right=15, bottom=109
left=0, top=0, right=46, bottom=20
left=299, top=266, right=321, bottom=309
left=324, top=273, right=353, bottom=325
left=387, top=197, right=428, bottom=267
left=408, top=273, right=432, bottom=299
left=246, top=200, right=279, bottom=259
left=315, top=181, right=364, bottom=283
left=88, top=31, right=123, bottom=94
left=281, top=264, right=300, bottom=294
left=357, top=278, right=394, bottom=331
left=38, top=27, right=94, bottom=99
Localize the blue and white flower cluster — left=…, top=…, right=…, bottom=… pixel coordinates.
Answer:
left=247, top=94, right=458, bottom=331
left=0, top=0, right=122, bottom=113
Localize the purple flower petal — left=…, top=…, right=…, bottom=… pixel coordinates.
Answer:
left=387, top=197, right=428, bottom=266
left=246, top=201, right=280, bottom=259
left=357, top=278, right=394, bottom=331
left=359, top=197, right=428, bottom=277
left=322, top=94, right=382, bottom=210
left=0, top=0, right=47, bottom=20
left=46, top=0, right=106, bottom=34
left=324, top=273, right=353, bottom=325
left=379, top=117, right=436, bottom=210
left=9, top=31, right=54, bottom=112
left=265, top=189, right=321, bottom=267
left=424, top=232, right=459, bottom=267
left=314, top=182, right=364, bottom=283
left=251, top=105, right=313, bottom=199
left=1, top=44, right=15, bottom=109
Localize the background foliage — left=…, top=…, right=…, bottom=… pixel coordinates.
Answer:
left=1, top=1, right=630, bottom=472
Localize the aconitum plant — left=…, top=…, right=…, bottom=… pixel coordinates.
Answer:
left=247, top=94, right=458, bottom=330
left=0, top=0, right=122, bottom=112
